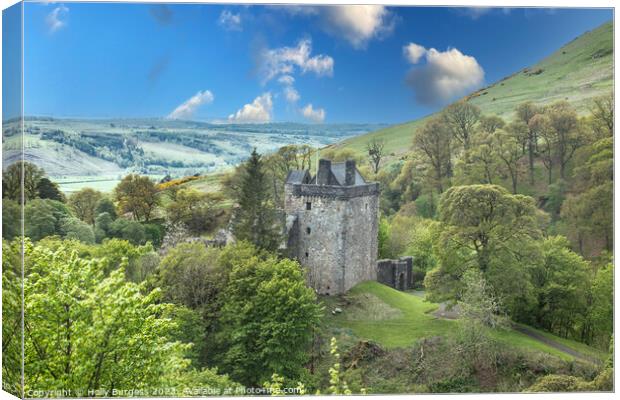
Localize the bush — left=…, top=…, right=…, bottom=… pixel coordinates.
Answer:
left=61, top=217, right=96, bottom=244
left=109, top=218, right=146, bottom=245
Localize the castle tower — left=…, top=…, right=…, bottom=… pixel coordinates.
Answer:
left=284, top=159, right=380, bottom=295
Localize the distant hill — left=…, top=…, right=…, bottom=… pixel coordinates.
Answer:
left=332, top=21, right=613, bottom=159
left=2, top=118, right=384, bottom=192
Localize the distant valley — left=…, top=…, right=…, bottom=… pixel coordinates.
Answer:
left=2, top=118, right=384, bottom=192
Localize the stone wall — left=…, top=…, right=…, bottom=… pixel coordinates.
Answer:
left=377, top=257, right=413, bottom=291
left=284, top=182, right=379, bottom=295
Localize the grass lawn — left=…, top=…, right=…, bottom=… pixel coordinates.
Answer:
left=325, top=281, right=602, bottom=363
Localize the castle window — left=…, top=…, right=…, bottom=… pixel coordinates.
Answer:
left=306, top=227, right=311, bottom=234
left=305, top=252, right=309, bottom=258
left=306, top=202, right=312, bottom=210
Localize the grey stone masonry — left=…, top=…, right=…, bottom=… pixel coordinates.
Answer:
left=377, top=257, right=413, bottom=291
left=284, top=159, right=380, bottom=295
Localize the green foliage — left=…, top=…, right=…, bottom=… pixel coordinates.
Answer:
left=114, top=174, right=159, bottom=222
left=2, top=161, right=44, bottom=203
left=68, top=188, right=103, bottom=225
left=157, top=242, right=228, bottom=324
left=413, top=116, right=452, bottom=193
left=442, top=100, right=481, bottom=150
left=2, top=199, right=21, bottom=240
left=586, top=263, right=613, bottom=347
left=532, top=237, right=590, bottom=337
left=413, top=193, right=437, bottom=219
left=217, top=245, right=322, bottom=386
left=108, top=218, right=146, bottom=245
left=377, top=217, right=391, bottom=259
left=427, top=185, right=544, bottom=318
left=61, top=217, right=96, bottom=244
left=230, top=149, right=281, bottom=251
left=24, top=199, right=72, bottom=241
left=95, top=197, right=117, bottom=220
left=36, top=177, right=65, bottom=202
left=326, top=338, right=353, bottom=395
left=21, top=238, right=220, bottom=393
left=2, top=240, right=23, bottom=396
left=561, top=136, right=613, bottom=252
left=165, top=188, right=220, bottom=235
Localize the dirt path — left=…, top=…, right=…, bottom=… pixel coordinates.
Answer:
left=512, top=324, right=601, bottom=365
left=408, top=290, right=600, bottom=364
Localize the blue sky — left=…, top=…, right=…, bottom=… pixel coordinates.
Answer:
left=13, top=3, right=613, bottom=124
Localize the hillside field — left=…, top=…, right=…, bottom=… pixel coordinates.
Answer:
left=330, top=21, right=613, bottom=161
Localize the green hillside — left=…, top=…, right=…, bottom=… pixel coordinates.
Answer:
left=324, top=281, right=605, bottom=363
left=332, top=21, right=613, bottom=159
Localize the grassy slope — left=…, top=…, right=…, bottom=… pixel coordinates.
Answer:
left=325, top=281, right=603, bottom=362
left=331, top=21, right=613, bottom=160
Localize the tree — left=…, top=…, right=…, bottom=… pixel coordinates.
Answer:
left=589, top=93, right=613, bottom=138
left=442, top=101, right=481, bottom=150
left=426, top=185, right=544, bottom=318
left=366, top=138, right=385, bottom=174
left=532, top=237, right=590, bottom=338
left=545, top=101, right=585, bottom=179
left=561, top=137, right=613, bottom=252
left=586, top=263, right=613, bottom=347
left=2, top=240, right=22, bottom=396
left=108, top=218, right=146, bottom=245
left=69, top=188, right=103, bottom=225
left=2, top=200, right=21, bottom=240
left=21, top=239, right=234, bottom=393
left=114, top=174, right=159, bottom=222
left=493, top=128, right=522, bottom=193
left=478, top=115, right=505, bottom=134
left=2, top=161, right=44, bottom=203
left=528, top=113, right=554, bottom=184
left=36, top=178, right=65, bottom=202
left=95, top=197, right=117, bottom=220
left=165, top=189, right=220, bottom=235
left=216, top=248, right=322, bottom=386
left=454, top=269, right=505, bottom=373
left=24, top=199, right=72, bottom=241
left=413, top=117, right=453, bottom=193
left=515, top=102, right=540, bottom=184
left=157, top=242, right=228, bottom=323
left=231, top=150, right=281, bottom=251
left=467, top=132, right=500, bottom=184
left=61, top=217, right=96, bottom=244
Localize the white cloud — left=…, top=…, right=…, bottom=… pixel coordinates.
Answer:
left=405, top=47, right=484, bottom=106
left=301, top=103, right=325, bottom=123
left=460, top=7, right=492, bottom=20
left=228, top=93, right=273, bottom=123
left=277, top=5, right=395, bottom=49
left=218, top=10, right=242, bottom=31
left=258, top=39, right=334, bottom=84
left=403, top=43, right=427, bottom=64
left=320, top=5, right=395, bottom=49
left=283, top=86, right=300, bottom=103
left=46, top=5, right=69, bottom=33
left=167, top=90, right=214, bottom=120
left=278, top=75, right=295, bottom=86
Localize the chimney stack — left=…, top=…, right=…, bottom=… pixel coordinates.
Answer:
left=345, top=159, right=356, bottom=186
left=317, top=159, right=331, bottom=185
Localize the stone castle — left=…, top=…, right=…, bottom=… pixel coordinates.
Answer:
left=284, top=158, right=412, bottom=295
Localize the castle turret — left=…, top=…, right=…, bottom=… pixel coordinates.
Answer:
left=284, top=159, right=379, bottom=295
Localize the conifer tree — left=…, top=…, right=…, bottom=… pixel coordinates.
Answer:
left=231, top=149, right=281, bottom=251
